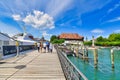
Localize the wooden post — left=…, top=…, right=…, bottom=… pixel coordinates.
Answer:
left=82, top=45, right=85, bottom=60
left=111, top=49, right=114, bottom=68
left=93, top=48, right=98, bottom=68
left=75, top=48, right=79, bottom=57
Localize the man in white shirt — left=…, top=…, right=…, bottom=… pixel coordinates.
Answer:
left=37, top=42, right=40, bottom=52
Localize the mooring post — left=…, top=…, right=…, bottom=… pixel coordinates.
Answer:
left=82, top=45, right=85, bottom=60
left=93, top=48, right=98, bottom=68
left=111, top=49, right=114, bottom=68
left=75, top=48, right=79, bottom=57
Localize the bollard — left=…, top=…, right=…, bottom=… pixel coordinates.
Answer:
left=111, top=49, right=114, bottom=68
left=82, top=48, right=85, bottom=60
left=93, top=48, right=98, bottom=68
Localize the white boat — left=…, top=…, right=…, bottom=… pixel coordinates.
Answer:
left=13, top=33, right=36, bottom=45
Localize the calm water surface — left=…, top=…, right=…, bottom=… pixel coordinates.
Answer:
left=68, top=48, right=120, bottom=80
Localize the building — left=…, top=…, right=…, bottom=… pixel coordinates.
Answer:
left=58, top=33, right=84, bottom=45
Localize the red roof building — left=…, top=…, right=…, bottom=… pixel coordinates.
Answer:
left=59, top=33, right=84, bottom=41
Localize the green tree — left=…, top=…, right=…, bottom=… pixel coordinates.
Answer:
left=50, top=35, right=57, bottom=42
left=108, top=33, right=120, bottom=41
left=96, top=36, right=108, bottom=42
left=52, top=39, right=65, bottom=44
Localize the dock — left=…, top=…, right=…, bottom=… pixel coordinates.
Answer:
left=0, top=50, right=65, bottom=80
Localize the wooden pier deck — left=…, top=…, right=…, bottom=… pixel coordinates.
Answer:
left=0, top=50, right=65, bottom=80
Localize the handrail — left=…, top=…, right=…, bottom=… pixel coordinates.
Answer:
left=55, top=46, right=88, bottom=80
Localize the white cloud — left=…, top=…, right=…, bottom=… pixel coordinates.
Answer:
left=106, top=17, right=120, bottom=22
left=108, top=1, right=120, bottom=13
left=91, top=29, right=104, bottom=33
left=23, top=10, right=55, bottom=29
left=100, top=1, right=120, bottom=23
left=12, top=10, right=55, bottom=30
left=12, top=14, right=21, bottom=21
left=46, top=0, right=73, bottom=18
left=42, top=31, right=51, bottom=37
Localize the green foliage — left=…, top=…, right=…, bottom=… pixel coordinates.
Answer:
left=95, top=42, right=120, bottom=46
left=50, top=35, right=57, bottom=42
left=52, top=39, right=65, bottom=44
left=84, top=41, right=92, bottom=46
left=50, top=35, right=64, bottom=44
left=96, top=36, right=108, bottom=42
left=108, top=33, right=120, bottom=41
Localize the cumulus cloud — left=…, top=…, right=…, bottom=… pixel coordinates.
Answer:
left=91, top=29, right=104, bottom=33
left=12, top=14, right=21, bottom=21
left=12, top=10, right=55, bottom=30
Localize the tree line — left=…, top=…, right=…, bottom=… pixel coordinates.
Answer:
left=50, top=35, right=64, bottom=44
left=84, top=33, right=120, bottom=46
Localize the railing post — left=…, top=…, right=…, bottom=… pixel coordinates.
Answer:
left=56, top=46, right=88, bottom=80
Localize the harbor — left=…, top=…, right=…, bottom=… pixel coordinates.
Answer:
left=0, top=0, right=120, bottom=80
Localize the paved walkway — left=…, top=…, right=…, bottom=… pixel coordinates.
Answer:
left=0, top=50, right=65, bottom=80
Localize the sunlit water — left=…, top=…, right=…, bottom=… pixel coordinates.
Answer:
left=68, top=48, right=120, bottom=80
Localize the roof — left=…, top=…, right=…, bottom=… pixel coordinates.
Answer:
left=59, top=33, right=84, bottom=40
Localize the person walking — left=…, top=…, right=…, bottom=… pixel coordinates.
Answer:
left=43, top=42, right=46, bottom=53
left=46, top=41, right=50, bottom=52
left=37, top=42, right=40, bottom=52
left=40, top=42, right=43, bottom=53
left=49, top=43, right=53, bottom=53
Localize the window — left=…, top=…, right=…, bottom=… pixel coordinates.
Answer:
left=3, top=41, right=9, bottom=45
left=0, top=40, right=2, bottom=45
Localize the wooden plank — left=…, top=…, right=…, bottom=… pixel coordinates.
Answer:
left=0, top=50, right=65, bottom=80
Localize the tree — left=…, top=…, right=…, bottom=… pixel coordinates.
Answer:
left=50, top=35, right=57, bottom=42
left=50, top=35, right=65, bottom=44
left=108, top=33, right=120, bottom=41
left=96, top=36, right=108, bottom=42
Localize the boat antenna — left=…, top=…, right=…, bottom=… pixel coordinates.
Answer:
left=23, top=26, right=27, bottom=35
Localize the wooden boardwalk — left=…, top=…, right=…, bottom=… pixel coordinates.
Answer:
left=0, top=50, right=65, bottom=80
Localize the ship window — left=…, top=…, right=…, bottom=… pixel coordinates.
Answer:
left=0, top=40, right=2, bottom=45
left=3, top=41, right=9, bottom=45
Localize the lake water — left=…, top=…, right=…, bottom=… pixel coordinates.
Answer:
left=68, top=48, right=120, bottom=80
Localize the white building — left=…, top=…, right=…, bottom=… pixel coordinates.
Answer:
left=59, top=33, right=84, bottom=45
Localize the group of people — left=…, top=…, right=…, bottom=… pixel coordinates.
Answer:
left=37, top=41, right=53, bottom=53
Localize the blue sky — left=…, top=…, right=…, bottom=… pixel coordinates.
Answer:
left=0, top=0, right=120, bottom=40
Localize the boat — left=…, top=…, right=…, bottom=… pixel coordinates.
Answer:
left=62, top=48, right=74, bottom=56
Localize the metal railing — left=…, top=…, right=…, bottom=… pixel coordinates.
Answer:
left=55, top=46, right=88, bottom=80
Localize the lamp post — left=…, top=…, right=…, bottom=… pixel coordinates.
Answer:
left=16, top=40, right=19, bottom=57
left=92, top=36, right=95, bottom=47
